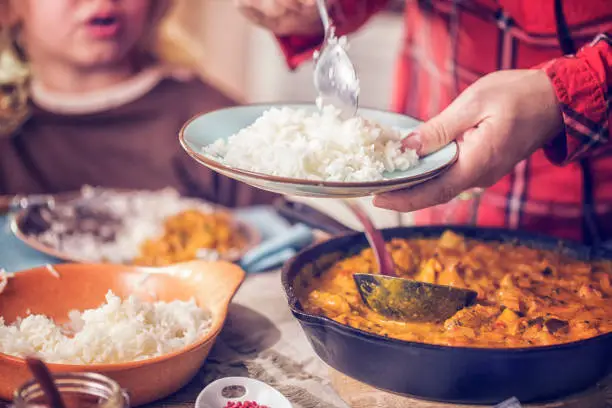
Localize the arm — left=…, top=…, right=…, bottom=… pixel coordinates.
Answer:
left=278, top=0, right=390, bottom=69
left=542, top=33, right=612, bottom=165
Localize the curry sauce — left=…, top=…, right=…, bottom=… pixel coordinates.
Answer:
left=299, top=231, right=612, bottom=347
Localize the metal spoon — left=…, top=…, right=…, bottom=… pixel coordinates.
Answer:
left=313, top=0, right=359, bottom=116
left=344, top=200, right=478, bottom=323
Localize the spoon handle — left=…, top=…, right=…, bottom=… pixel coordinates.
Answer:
left=316, top=0, right=332, bottom=34
left=343, top=200, right=395, bottom=277
left=25, top=357, right=66, bottom=408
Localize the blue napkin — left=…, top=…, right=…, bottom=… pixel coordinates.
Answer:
left=239, top=223, right=313, bottom=273
left=233, top=206, right=315, bottom=273
left=0, top=206, right=313, bottom=274
left=233, top=206, right=294, bottom=242
left=0, top=216, right=59, bottom=273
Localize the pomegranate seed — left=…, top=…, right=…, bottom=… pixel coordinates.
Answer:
left=223, top=401, right=270, bottom=408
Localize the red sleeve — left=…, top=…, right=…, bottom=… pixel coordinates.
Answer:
left=542, top=33, right=612, bottom=165
left=277, top=0, right=390, bottom=69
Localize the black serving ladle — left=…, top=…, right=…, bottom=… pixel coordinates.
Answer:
left=343, top=200, right=478, bottom=323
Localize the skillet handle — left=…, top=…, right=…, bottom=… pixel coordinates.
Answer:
left=273, top=197, right=356, bottom=236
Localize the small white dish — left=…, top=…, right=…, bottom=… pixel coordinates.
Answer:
left=180, top=104, right=458, bottom=199
left=195, top=377, right=292, bottom=408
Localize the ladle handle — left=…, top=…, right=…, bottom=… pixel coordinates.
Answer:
left=343, top=200, right=395, bottom=277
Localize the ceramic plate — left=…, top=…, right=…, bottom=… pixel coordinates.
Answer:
left=9, top=188, right=260, bottom=265
left=180, top=104, right=458, bottom=198
left=0, top=261, right=245, bottom=406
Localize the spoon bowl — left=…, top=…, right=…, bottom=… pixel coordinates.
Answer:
left=313, top=0, right=359, bottom=115
left=353, top=273, right=478, bottom=322
left=314, top=41, right=359, bottom=114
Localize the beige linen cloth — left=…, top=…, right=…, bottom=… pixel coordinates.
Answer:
left=146, top=270, right=349, bottom=408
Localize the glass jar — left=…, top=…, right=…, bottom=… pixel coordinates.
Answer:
left=13, top=372, right=129, bottom=408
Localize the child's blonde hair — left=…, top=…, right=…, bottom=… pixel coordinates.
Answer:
left=0, top=0, right=206, bottom=136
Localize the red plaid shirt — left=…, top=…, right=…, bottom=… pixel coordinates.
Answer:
left=276, top=0, right=612, bottom=245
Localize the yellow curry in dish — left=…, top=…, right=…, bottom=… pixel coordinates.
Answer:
left=133, top=209, right=248, bottom=266
left=299, top=231, right=612, bottom=348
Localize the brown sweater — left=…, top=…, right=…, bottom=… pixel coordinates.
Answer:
left=0, top=68, right=277, bottom=208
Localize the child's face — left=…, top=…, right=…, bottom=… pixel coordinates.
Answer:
left=18, top=0, right=153, bottom=68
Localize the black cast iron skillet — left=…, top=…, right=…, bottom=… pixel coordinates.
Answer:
left=277, top=200, right=612, bottom=405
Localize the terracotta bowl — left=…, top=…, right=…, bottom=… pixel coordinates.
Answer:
left=0, top=261, right=245, bottom=406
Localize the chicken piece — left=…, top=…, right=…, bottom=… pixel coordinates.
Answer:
left=495, top=308, right=521, bottom=335
left=596, top=272, right=612, bottom=296
left=391, top=246, right=419, bottom=276
left=566, top=262, right=592, bottom=275
left=414, top=258, right=439, bottom=284
left=437, top=230, right=467, bottom=251
left=442, top=327, right=477, bottom=346
left=578, top=284, right=603, bottom=300
left=443, top=305, right=498, bottom=330
left=470, top=243, right=499, bottom=259
left=497, top=275, right=524, bottom=313
left=461, top=249, right=486, bottom=272
left=437, top=262, right=467, bottom=288
left=569, top=327, right=600, bottom=341
left=307, top=290, right=351, bottom=316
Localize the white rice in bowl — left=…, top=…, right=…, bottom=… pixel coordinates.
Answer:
left=0, top=291, right=212, bottom=364
left=203, top=105, right=419, bottom=182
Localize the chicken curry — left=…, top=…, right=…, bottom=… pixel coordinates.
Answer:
left=299, top=231, right=612, bottom=347
left=133, top=209, right=248, bottom=266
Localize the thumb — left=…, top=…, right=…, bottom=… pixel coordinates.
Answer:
left=402, top=92, right=482, bottom=156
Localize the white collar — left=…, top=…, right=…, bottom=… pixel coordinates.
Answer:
left=30, top=65, right=195, bottom=115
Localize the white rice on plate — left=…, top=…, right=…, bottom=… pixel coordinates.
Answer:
left=31, top=188, right=214, bottom=264
left=204, top=105, right=419, bottom=182
left=0, top=291, right=212, bottom=364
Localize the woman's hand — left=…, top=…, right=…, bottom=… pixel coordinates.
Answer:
left=373, top=69, right=564, bottom=212
left=235, top=0, right=333, bottom=36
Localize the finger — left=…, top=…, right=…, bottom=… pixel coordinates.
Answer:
left=290, top=0, right=336, bottom=7
left=239, top=6, right=268, bottom=26
left=404, top=88, right=484, bottom=157
left=278, top=0, right=311, bottom=11
left=372, top=166, right=469, bottom=212
left=374, top=133, right=484, bottom=212
left=238, top=0, right=288, bottom=17
left=235, top=0, right=259, bottom=8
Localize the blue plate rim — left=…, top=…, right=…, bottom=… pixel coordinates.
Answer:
left=179, top=103, right=459, bottom=189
